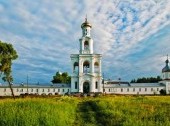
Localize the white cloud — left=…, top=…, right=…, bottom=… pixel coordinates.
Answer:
left=0, top=0, right=170, bottom=83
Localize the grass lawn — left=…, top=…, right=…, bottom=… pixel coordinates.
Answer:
left=0, top=96, right=170, bottom=126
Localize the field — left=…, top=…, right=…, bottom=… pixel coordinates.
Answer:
left=0, top=96, right=170, bottom=126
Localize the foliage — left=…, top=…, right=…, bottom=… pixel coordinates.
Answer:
left=131, top=76, right=162, bottom=83
left=160, top=89, right=166, bottom=95
left=51, top=71, right=71, bottom=84
left=0, top=40, right=18, bottom=98
left=0, top=96, right=170, bottom=126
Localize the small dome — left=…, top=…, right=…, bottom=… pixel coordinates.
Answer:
left=81, top=18, right=92, bottom=28
left=162, top=65, right=170, bottom=72
left=162, top=58, right=170, bottom=72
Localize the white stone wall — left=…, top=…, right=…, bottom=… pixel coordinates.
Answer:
left=0, top=87, right=70, bottom=96
left=104, top=87, right=165, bottom=95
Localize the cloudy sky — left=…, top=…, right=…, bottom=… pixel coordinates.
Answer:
left=0, top=0, right=170, bottom=84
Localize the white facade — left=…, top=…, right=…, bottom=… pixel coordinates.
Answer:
left=70, top=18, right=102, bottom=93
left=0, top=84, right=70, bottom=96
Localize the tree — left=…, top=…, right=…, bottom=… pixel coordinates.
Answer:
left=131, top=76, right=162, bottom=83
left=51, top=71, right=71, bottom=84
left=0, top=41, right=18, bottom=99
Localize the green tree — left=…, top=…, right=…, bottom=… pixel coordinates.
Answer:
left=131, top=76, right=162, bottom=83
left=0, top=41, right=18, bottom=99
left=51, top=71, right=71, bottom=84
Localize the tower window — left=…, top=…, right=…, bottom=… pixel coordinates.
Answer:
left=75, top=82, right=77, bottom=89
left=84, top=41, right=89, bottom=50
left=95, top=81, right=98, bottom=89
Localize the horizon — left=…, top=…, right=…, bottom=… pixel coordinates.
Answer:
left=0, top=0, right=170, bottom=84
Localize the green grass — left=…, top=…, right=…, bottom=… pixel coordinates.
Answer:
left=0, top=96, right=170, bottom=126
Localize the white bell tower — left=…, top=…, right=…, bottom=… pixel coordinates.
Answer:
left=70, top=18, right=102, bottom=93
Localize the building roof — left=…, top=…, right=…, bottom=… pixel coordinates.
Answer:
left=104, top=83, right=165, bottom=88
left=0, top=84, right=71, bottom=88
left=81, top=18, right=92, bottom=28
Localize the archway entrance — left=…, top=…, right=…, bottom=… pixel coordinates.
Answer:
left=83, top=82, right=90, bottom=93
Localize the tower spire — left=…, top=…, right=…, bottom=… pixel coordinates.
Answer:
left=166, top=54, right=169, bottom=64
left=167, top=54, right=169, bottom=60
left=85, top=14, right=87, bottom=22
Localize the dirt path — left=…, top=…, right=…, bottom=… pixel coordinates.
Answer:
left=73, top=100, right=102, bottom=126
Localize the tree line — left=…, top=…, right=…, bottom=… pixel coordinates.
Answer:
left=131, top=76, right=162, bottom=83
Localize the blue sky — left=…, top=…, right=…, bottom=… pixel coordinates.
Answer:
left=0, top=0, right=170, bottom=84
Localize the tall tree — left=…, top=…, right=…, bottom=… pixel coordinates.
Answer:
left=0, top=41, right=18, bottom=99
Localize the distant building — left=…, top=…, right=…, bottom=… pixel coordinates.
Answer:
left=0, top=20, right=170, bottom=96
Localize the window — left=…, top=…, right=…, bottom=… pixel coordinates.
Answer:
left=145, top=88, right=147, bottom=91
left=75, top=82, right=77, bottom=89
left=21, top=89, right=23, bottom=92
left=48, top=89, right=50, bottom=92
left=63, top=89, right=64, bottom=92
left=42, top=89, right=44, bottom=92
left=4, top=88, right=6, bottom=92
left=31, top=89, right=33, bottom=92
left=121, top=88, right=123, bottom=92
left=139, top=88, right=141, bottom=92
left=84, top=41, right=89, bottom=50
left=127, top=88, right=129, bottom=92
left=36, top=89, right=38, bottom=92
left=17, top=89, right=19, bottom=92
left=53, top=88, right=55, bottom=92
left=58, top=89, right=60, bottom=92
left=109, top=89, right=110, bottom=92
left=157, top=88, right=159, bottom=91
left=133, top=88, right=135, bottom=92
left=151, top=88, right=153, bottom=91
left=68, top=89, right=69, bottom=92
left=95, top=81, right=98, bottom=89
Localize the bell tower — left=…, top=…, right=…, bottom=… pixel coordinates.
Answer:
left=70, top=18, right=102, bottom=93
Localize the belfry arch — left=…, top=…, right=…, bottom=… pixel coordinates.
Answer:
left=83, top=61, right=90, bottom=73
left=84, top=41, right=89, bottom=50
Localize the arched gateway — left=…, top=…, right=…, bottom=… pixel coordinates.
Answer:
left=83, top=82, right=90, bottom=93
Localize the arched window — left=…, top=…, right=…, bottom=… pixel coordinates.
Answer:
left=73, top=62, right=79, bottom=73
left=94, top=62, right=99, bottom=73
left=83, top=61, right=90, bottom=73
left=84, top=41, right=89, bottom=50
